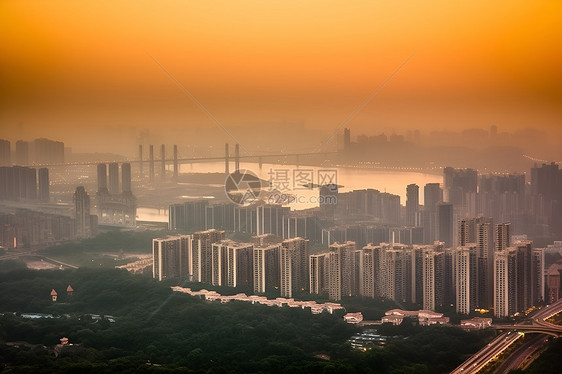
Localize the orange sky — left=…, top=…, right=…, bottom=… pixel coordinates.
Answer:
left=1, top=0, right=561, bottom=152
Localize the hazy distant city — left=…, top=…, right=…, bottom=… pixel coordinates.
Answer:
left=2, top=1, right=562, bottom=373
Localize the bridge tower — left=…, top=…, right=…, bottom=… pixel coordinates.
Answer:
left=235, top=143, right=240, bottom=172
left=173, top=145, right=178, bottom=180
left=149, top=145, right=155, bottom=182
left=225, top=143, right=230, bottom=175
left=96, top=162, right=137, bottom=227
left=122, top=163, right=132, bottom=193
left=160, top=144, right=166, bottom=181
left=97, top=163, right=108, bottom=193
left=138, top=145, right=143, bottom=177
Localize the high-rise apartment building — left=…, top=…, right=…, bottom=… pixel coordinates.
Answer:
left=532, top=247, right=545, bottom=304
left=458, top=218, right=477, bottom=246
left=514, top=241, right=534, bottom=312
left=381, top=243, right=414, bottom=303
left=327, top=249, right=343, bottom=301
left=359, top=244, right=377, bottom=298
left=422, top=183, right=443, bottom=243
left=205, top=203, right=236, bottom=231
left=494, top=249, right=513, bottom=318
left=0, top=139, right=10, bottom=166
left=97, top=164, right=108, bottom=193
left=38, top=168, right=50, bottom=202
left=424, top=183, right=443, bottom=210
left=309, top=252, right=329, bottom=295
left=422, top=246, right=437, bottom=311
left=233, top=204, right=259, bottom=234
left=0, top=209, right=78, bottom=249
left=21, top=167, right=37, bottom=200
left=458, top=217, right=494, bottom=308
left=108, top=162, right=120, bottom=195
left=280, top=242, right=293, bottom=297
left=496, top=223, right=511, bottom=252
left=122, top=163, right=132, bottom=193
left=479, top=173, right=525, bottom=196
left=494, top=240, right=543, bottom=317
left=442, top=247, right=456, bottom=307
left=319, top=183, right=339, bottom=218
left=0, top=166, right=41, bottom=201
left=477, top=219, right=494, bottom=308
left=169, top=200, right=209, bottom=231
left=279, top=237, right=309, bottom=297
left=438, top=203, right=453, bottom=248
left=74, top=186, right=91, bottom=238
left=191, top=229, right=225, bottom=283
left=326, top=241, right=357, bottom=300
left=284, top=213, right=322, bottom=242
left=33, top=138, right=64, bottom=164
left=15, top=140, right=29, bottom=165
left=406, top=184, right=420, bottom=227
left=454, top=244, right=478, bottom=315
left=212, top=240, right=253, bottom=288
left=443, top=167, right=477, bottom=207
left=530, top=162, right=562, bottom=236
left=152, top=235, right=192, bottom=281
left=256, top=204, right=289, bottom=237
left=253, top=243, right=281, bottom=293
left=531, top=162, right=561, bottom=201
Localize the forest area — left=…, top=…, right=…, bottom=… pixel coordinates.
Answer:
left=0, top=266, right=501, bottom=373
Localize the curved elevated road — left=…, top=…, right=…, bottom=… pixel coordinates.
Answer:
left=451, top=299, right=562, bottom=374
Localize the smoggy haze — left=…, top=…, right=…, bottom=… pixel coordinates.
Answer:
left=1, top=1, right=561, bottom=155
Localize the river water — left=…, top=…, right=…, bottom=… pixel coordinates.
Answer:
left=137, top=161, right=442, bottom=222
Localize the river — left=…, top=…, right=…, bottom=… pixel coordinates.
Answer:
left=137, top=161, right=442, bottom=222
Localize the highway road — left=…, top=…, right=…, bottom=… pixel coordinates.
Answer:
left=492, top=321, right=562, bottom=336
left=451, top=300, right=562, bottom=374
left=450, top=332, right=522, bottom=374
left=533, top=299, right=562, bottom=320
left=17, top=151, right=338, bottom=168
left=496, top=334, right=549, bottom=374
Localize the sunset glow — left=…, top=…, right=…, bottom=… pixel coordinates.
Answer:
left=1, top=1, right=561, bottom=150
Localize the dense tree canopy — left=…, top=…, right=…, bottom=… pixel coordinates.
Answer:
left=0, top=267, right=498, bottom=373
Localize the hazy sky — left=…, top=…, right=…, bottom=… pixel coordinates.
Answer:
left=1, top=0, right=561, bottom=152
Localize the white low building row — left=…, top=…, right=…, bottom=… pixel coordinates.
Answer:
left=171, top=286, right=344, bottom=314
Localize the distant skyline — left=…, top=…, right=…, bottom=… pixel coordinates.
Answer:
left=1, top=1, right=561, bottom=153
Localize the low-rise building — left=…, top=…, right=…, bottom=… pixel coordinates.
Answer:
left=171, top=286, right=345, bottom=314
left=460, top=317, right=493, bottom=330
left=344, top=312, right=364, bottom=324
left=381, top=309, right=449, bottom=326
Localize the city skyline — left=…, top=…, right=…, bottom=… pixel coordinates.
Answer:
left=1, top=2, right=561, bottom=372
left=1, top=1, right=561, bottom=154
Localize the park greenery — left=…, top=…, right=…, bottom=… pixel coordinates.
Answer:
left=1, top=230, right=554, bottom=372
left=0, top=266, right=497, bottom=374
